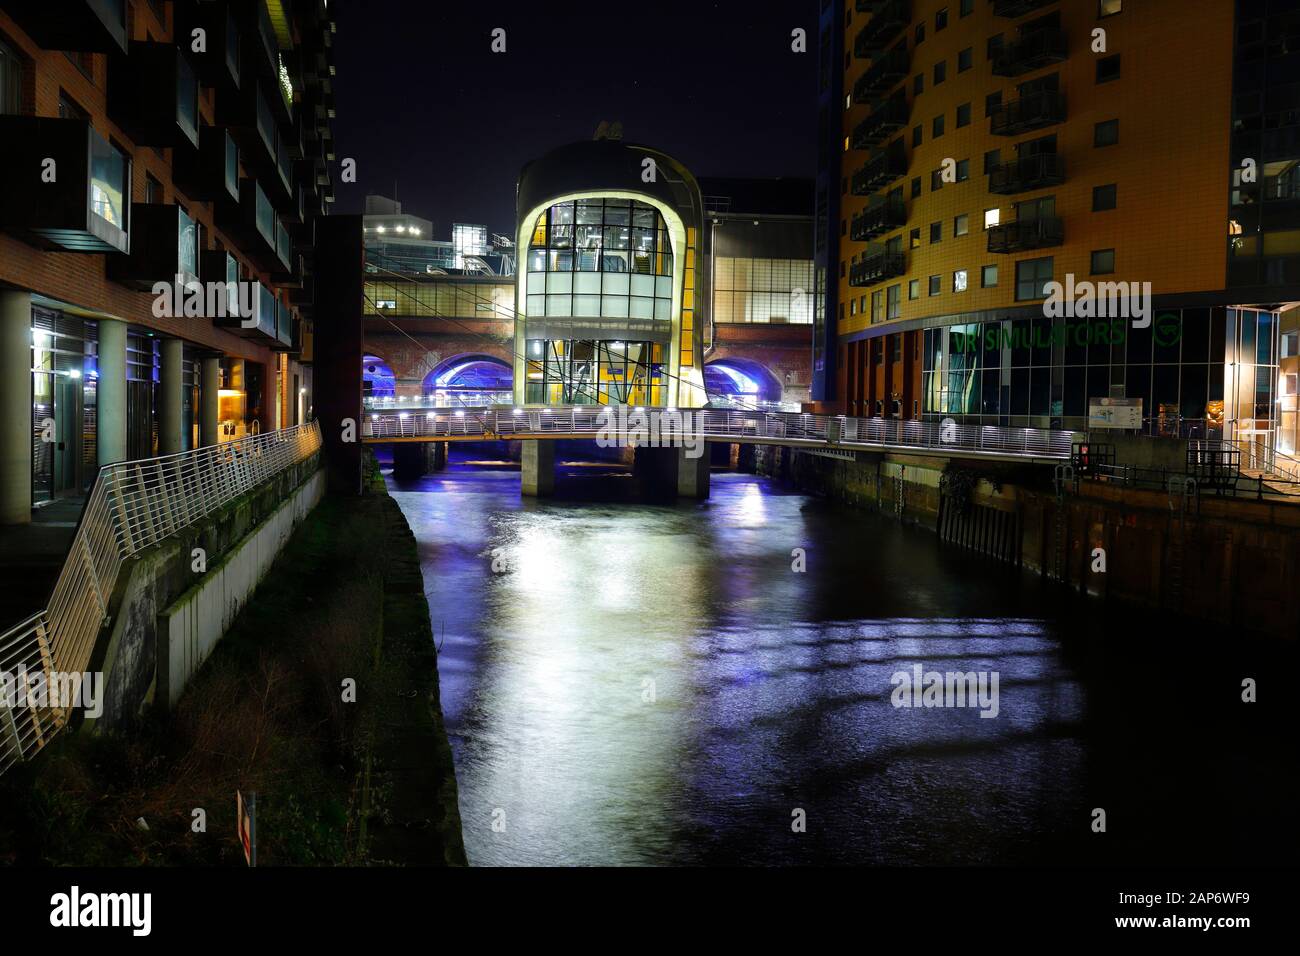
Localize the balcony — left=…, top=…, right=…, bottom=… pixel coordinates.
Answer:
left=175, top=1, right=241, bottom=91
left=851, top=198, right=907, bottom=241
left=215, top=177, right=281, bottom=268
left=107, top=204, right=201, bottom=291
left=992, top=28, right=1068, bottom=77
left=851, top=145, right=908, bottom=195
left=271, top=300, right=297, bottom=352
left=0, top=117, right=131, bottom=253
left=852, top=96, right=910, bottom=148
left=3, top=0, right=126, bottom=54
left=854, top=0, right=910, bottom=58
left=986, top=216, right=1064, bottom=253
left=173, top=126, right=240, bottom=204
left=853, top=45, right=909, bottom=101
left=105, top=42, right=199, bottom=150
left=988, top=153, right=1065, bottom=195
left=990, top=90, right=1066, bottom=136
left=219, top=281, right=278, bottom=342
left=850, top=249, right=907, bottom=288
left=993, top=0, right=1058, bottom=16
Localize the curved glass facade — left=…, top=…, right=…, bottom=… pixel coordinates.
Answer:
left=525, top=198, right=674, bottom=323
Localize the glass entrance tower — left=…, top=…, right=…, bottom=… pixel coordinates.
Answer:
left=513, top=141, right=707, bottom=408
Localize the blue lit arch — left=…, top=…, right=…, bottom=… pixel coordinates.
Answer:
left=704, top=358, right=783, bottom=406
left=363, top=354, right=396, bottom=399
left=422, top=353, right=513, bottom=406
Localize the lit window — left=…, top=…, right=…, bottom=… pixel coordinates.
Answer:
left=954, top=269, right=968, bottom=292
left=1099, top=0, right=1123, bottom=17
left=955, top=214, right=969, bottom=237
left=984, top=208, right=1000, bottom=229
left=981, top=265, right=998, bottom=288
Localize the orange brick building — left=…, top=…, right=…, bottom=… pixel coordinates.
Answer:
left=813, top=0, right=1300, bottom=451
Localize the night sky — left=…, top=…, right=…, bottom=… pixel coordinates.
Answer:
left=331, top=0, right=819, bottom=239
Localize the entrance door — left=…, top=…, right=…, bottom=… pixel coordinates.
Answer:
left=53, top=377, right=82, bottom=495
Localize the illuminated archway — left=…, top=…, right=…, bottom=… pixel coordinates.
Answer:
left=704, top=358, right=783, bottom=408
left=422, top=353, right=513, bottom=406
left=363, top=354, right=396, bottom=400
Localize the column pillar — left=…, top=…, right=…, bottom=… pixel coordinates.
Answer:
left=521, top=439, right=555, bottom=496
left=96, top=317, right=127, bottom=466
left=200, top=354, right=221, bottom=447
left=677, top=445, right=710, bottom=498
left=0, top=291, right=32, bottom=524
left=158, top=337, right=184, bottom=456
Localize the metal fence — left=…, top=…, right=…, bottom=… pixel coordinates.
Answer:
left=361, top=405, right=1079, bottom=459
left=0, top=422, right=322, bottom=777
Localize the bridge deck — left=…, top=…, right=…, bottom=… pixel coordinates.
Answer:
left=360, top=406, right=1077, bottom=464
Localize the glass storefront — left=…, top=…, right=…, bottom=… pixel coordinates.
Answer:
left=524, top=339, right=664, bottom=407
left=712, top=256, right=815, bottom=324
left=30, top=308, right=96, bottom=502
left=920, top=306, right=1280, bottom=439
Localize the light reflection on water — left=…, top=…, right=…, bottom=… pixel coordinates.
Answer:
left=390, top=463, right=1101, bottom=866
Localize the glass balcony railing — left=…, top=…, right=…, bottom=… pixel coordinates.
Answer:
left=986, top=216, right=1064, bottom=253
left=178, top=207, right=199, bottom=278
left=854, top=45, right=909, bottom=101
left=89, top=128, right=129, bottom=230
left=851, top=198, right=908, bottom=241
left=849, top=249, right=907, bottom=287
left=176, top=50, right=199, bottom=144
left=254, top=181, right=275, bottom=246
left=276, top=218, right=291, bottom=269
left=852, top=96, right=909, bottom=149
left=990, top=90, right=1066, bottom=136
left=992, top=28, right=1068, bottom=77
left=224, top=131, right=240, bottom=198
left=225, top=8, right=241, bottom=81
left=277, top=135, right=292, bottom=191
left=256, top=90, right=276, bottom=156
left=988, top=153, right=1066, bottom=195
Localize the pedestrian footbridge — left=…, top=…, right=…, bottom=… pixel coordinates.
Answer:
left=362, top=405, right=1078, bottom=465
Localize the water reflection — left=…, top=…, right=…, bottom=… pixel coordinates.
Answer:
left=389, top=459, right=1291, bottom=866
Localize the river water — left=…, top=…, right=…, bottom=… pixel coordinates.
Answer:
left=388, top=454, right=1293, bottom=867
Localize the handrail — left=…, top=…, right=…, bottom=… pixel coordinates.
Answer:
left=0, top=422, right=322, bottom=776
left=360, top=405, right=1079, bottom=459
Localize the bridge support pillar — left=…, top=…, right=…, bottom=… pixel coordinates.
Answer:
left=736, top=443, right=757, bottom=473
left=392, top=442, right=429, bottom=481
left=430, top=441, right=447, bottom=472
left=521, top=440, right=554, bottom=496
left=677, top=446, right=710, bottom=499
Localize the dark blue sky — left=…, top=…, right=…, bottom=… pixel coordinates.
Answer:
left=332, top=0, right=819, bottom=239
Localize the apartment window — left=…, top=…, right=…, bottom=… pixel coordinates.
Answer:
left=842, top=177, right=848, bottom=196
left=936, top=8, right=949, bottom=31
left=981, top=264, right=998, bottom=288
left=910, top=227, right=921, bottom=249
left=850, top=297, right=858, bottom=316
left=1099, top=0, right=1123, bottom=16
left=956, top=102, right=972, bottom=128
left=954, top=213, right=969, bottom=237
left=1093, top=183, right=1118, bottom=210
left=841, top=219, right=847, bottom=236
left=871, top=290, right=884, bottom=323
left=987, top=34, right=1004, bottom=61
left=840, top=261, right=846, bottom=277
left=916, top=23, right=926, bottom=45
left=928, top=274, right=942, bottom=296
left=845, top=93, right=852, bottom=110
left=913, top=125, right=923, bottom=147
left=908, top=278, right=921, bottom=300
left=954, top=269, right=968, bottom=292
left=1094, top=119, right=1120, bottom=146
left=1015, top=256, right=1054, bottom=301
left=1091, top=249, right=1116, bottom=274
left=934, top=61, right=947, bottom=85
left=961, top=0, right=974, bottom=15
left=933, top=114, right=945, bottom=138
left=1096, top=54, right=1121, bottom=83
left=930, top=221, right=942, bottom=243
left=911, top=177, right=922, bottom=199
left=58, top=92, right=88, bottom=120
left=955, top=159, right=970, bottom=181
left=0, top=37, right=21, bottom=114
left=985, top=91, right=1002, bottom=116
left=887, top=283, right=901, bottom=319
left=145, top=174, right=163, bottom=204
left=892, top=337, right=902, bottom=362
left=958, top=48, right=973, bottom=73
left=931, top=169, right=944, bottom=191
left=984, top=149, right=1001, bottom=173
left=915, top=73, right=925, bottom=95
left=984, top=207, right=1000, bottom=229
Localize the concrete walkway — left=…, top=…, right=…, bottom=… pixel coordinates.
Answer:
left=0, top=497, right=85, bottom=631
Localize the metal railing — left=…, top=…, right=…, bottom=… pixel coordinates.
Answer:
left=0, top=422, right=322, bottom=777
left=361, top=405, right=1078, bottom=459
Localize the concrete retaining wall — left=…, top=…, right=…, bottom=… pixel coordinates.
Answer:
left=155, top=469, right=326, bottom=710
left=85, top=456, right=323, bottom=731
